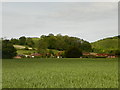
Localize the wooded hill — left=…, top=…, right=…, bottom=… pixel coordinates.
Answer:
left=2, top=34, right=120, bottom=59
left=91, top=35, right=119, bottom=54
left=3, top=34, right=120, bottom=56
left=8, top=34, right=92, bottom=55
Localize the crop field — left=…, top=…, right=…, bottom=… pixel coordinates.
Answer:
left=2, top=58, right=118, bottom=88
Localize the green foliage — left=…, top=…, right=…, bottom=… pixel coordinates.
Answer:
left=91, top=36, right=119, bottom=53
left=65, top=46, right=82, bottom=58
left=49, top=49, right=54, bottom=55
left=10, top=38, right=19, bottom=44
left=17, top=50, right=37, bottom=55
left=8, top=34, right=92, bottom=53
left=2, top=40, right=17, bottom=59
left=81, top=40, right=92, bottom=52
left=19, top=36, right=26, bottom=45
left=114, top=50, right=120, bottom=56
left=26, top=38, right=34, bottom=48
left=37, top=34, right=92, bottom=52
left=31, top=38, right=40, bottom=48
left=37, top=49, right=47, bottom=56
left=2, top=58, right=118, bottom=88
left=38, top=39, right=48, bottom=50
left=47, top=35, right=57, bottom=49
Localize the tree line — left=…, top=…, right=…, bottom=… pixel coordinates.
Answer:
left=9, top=33, right=92, bottom=52
left=2, top=34, right=92, bottom=59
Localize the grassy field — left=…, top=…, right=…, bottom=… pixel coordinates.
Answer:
left=2, top=58, right=118, bottom=88
left=17, top=49, right=37, bottom=55
left=17, top=49, right=59, bottom=55
left=91, top=36, right=118, bottom=51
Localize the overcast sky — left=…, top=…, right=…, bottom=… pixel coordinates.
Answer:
left=2, top=2, right=118, bottom=42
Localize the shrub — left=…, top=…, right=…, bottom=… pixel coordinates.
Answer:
left=2, top=40, right=17, bottom=59
left=65, top=46, right=82, bottom=58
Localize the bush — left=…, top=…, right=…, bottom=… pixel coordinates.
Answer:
left=65, top=46, right=82, bottom=58
left=2, top=40, right=17, bottom=59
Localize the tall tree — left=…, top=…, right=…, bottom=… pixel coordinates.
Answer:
left=2, top=40, right=17, bottom=59
left=10, top=38, right=19, bottom=44
left=26, top=38, right=34, bottom=48
left=65, top=46, right=82, bottom=58
left=19, top=36, right=26, bottom=45
left=38, top=39, right=48, bottom=50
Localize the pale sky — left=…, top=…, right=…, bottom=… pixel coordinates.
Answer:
left=2, top=2, right=118, bottom=42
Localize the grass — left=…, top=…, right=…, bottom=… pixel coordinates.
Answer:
left=17, top=50, right=37, bottom=55
left=2, top=58, right=118, bottom=88
left=17, top=49, right=59, bottom=55
left=91, top=37, right=118, bottom=51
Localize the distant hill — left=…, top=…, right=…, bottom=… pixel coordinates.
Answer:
left=91, top=35, right=119, bottom=53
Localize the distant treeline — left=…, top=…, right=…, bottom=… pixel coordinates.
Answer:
left=2, top=34, right=92, bottom=58
left=9, top=33, right=92, bottom=52
left=91, top=35, right=120, bottom=55
left=2, top=34, right=120, bottom=59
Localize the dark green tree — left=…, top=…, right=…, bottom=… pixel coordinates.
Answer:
left=26, top=38, right=34, bottom=47
left=38, top=39, right=48, bottom=50
left=81, top=40, right=92, bottom=52
left=115, top=50, right=120, bottom=56
left=2, top=40, right=17, bottom=59
left=10, top=38, right=19, bottom=44
left=65, top=46, right=82, bottom=58
left=47, top=36, right=57, bottom=49
left=19, top=36, right=26, bottom=45
left=48, top=33, right=54, bottom=37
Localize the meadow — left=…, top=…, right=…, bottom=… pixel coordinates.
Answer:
left=2, top=58, right=118, bottom=88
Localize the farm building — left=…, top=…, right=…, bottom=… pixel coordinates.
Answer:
left=83, top=52, right=117, bottom=58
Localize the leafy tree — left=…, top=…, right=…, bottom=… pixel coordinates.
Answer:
left=81, top=40, right=92, bottom=52
left=49, top=49, right=54, bottom=55
left=2, top=40, right=17, bottom=59
left=40, top=35, right=46, bottom=39
left=19, top=36, right=26, bottom=45
left=48, top=33, right=54, bottom=37
left=65, top=46, right=82, bottom=58
left=10, top=38, right=19, bottom=44
left=38, top=39, right=48, bottom=50
left=47, top=36, right=57, bottom=49
left=38, top=34, right=92, bottom=52
left=26, top=38, right=34, bottom=47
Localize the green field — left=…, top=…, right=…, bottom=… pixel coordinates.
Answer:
left=2, top=58, right=118, bottom=88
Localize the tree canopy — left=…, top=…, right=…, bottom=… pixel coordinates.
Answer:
left=2, top=40, right=17, bottom=59
left=65, top=46, right=82, bottom=58
left=37, top=34, right=92, bottom=52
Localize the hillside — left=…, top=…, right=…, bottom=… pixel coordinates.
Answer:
left=91, top=36, right=119, bottom=53
left=32, top=38, right=40, bottom=48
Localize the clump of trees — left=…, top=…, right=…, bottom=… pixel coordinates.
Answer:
left=65, top=46, right=82, bottom=58
left=38, top=33, right=92, bottom=52
left=10, top=36, right=35, bottom=48
left=2, top=40, right=17, bottom=59
left=37, top=34, right=92, bottom=58
left=9, top=34, right=92, bottom=53
left=2, top=34, right=92, bottom=58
